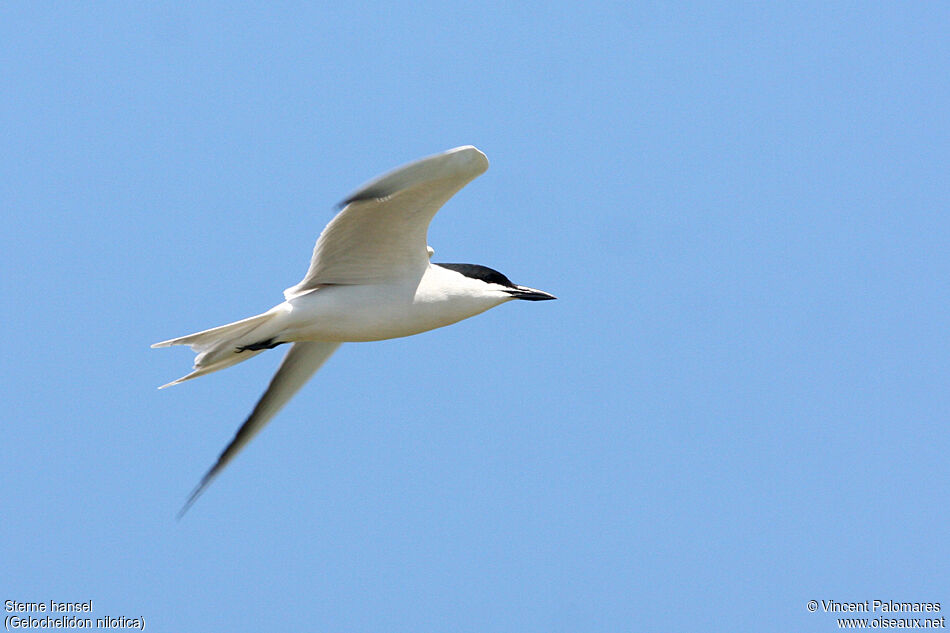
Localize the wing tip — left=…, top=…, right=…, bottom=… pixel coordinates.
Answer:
left=443, top=144, right=489, bottom=176
left=449, top=144, right=487, bottom=162
left=177, top=449, right=230, bottom=519
left=337, top=145, right=488, bottom=207
left=176, top=475, right=213, bottom=520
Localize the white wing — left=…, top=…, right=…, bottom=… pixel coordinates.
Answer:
left=284, top=146, right=489, bottom=298
left=178, top=341, right=342, bottom=517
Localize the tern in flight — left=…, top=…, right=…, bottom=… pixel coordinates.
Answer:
left=153, top=146, right=556, bottom=516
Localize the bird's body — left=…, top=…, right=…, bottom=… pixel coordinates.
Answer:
left=154, top=146, right=555, bottom=516
left=277, top=264, right=514, bottom=343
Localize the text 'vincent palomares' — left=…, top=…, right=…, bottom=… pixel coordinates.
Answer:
left=820, top=600, right=941, bottom=613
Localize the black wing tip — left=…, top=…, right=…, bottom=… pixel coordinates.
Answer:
left=175, top=404, right=263, bottom=519
left=176, top=497, right=197, bottom=521
left=176, top=451, right=231, bottom=520
left=176, top=472, right=213, bottom=520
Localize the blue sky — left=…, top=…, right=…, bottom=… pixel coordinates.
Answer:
left=3, top=2, right=948, bottom=631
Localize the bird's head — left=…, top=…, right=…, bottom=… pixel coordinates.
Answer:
left=435, top=262, right=557, bottom=302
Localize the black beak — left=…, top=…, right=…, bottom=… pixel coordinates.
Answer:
left=507, top=285, right=557, bottom=301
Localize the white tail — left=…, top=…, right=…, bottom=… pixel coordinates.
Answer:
left=152, top=311, right=281, bottom=388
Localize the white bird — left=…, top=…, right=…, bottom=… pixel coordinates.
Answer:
left=153, top=146, right=556, bottom=516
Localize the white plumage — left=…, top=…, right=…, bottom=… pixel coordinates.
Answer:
left=153, top=146, right=555, bottom=516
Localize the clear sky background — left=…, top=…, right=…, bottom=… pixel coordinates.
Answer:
left=3, top=3, right=948, bottom=631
